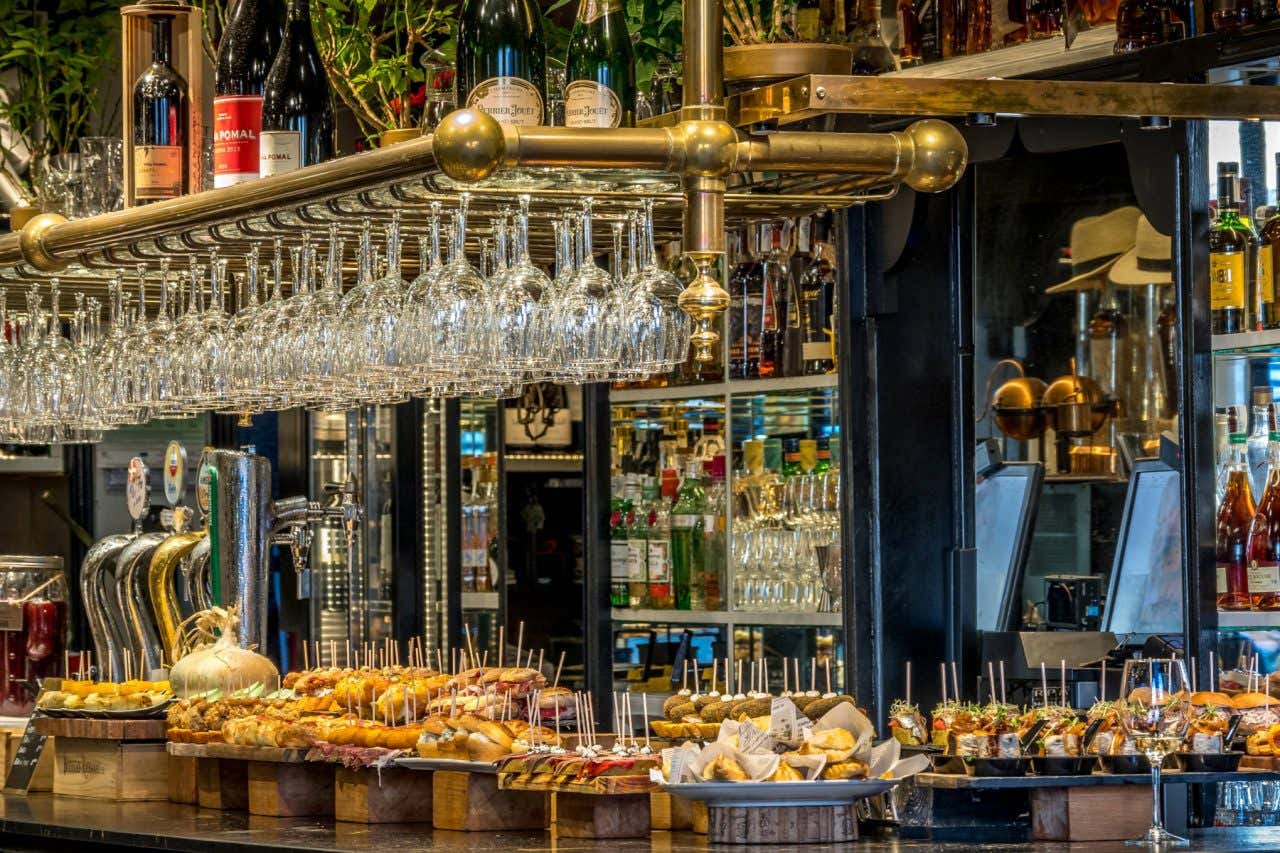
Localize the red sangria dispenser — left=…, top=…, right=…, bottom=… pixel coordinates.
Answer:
left=0, top=556, right=67, bottom=715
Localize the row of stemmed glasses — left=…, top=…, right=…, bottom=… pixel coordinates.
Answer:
left=0, top=193, right=691, bottom=442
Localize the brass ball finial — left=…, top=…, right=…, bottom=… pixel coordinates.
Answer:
left=432, top=109, right=507, bottom=183
left=903, top=119, right=968, bottom=194
left=18, top=212, right=69, bottom=272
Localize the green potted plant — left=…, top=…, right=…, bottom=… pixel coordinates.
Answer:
left=0, top=0, right=121, bottom=224
left=313, top=0, right=456, bottom=143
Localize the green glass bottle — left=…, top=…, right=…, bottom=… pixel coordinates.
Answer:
left=782, top=438, right=803, bottom=478
left=626, top=476, right=651, bottom=607
left=669, top=460, right=706, bottom=611
left=564, top=0, right=635, bottom=127
left=609, top=475, right=631, bottom=607
left=456, top=0, right=547, bottom=126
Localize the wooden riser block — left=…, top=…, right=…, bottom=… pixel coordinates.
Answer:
left=168, top=755, right=197, bottom=804
left=53, top=738, right=168, bottom=801
left=556, top=792, right=651, bottom=838
left=692, top=801, right=708, bottom=834
left=247, top=760, right=334, bottom=817
left=706, top=804, right=857, bottom=845
left=198, top=758, right=248, bottom=811
left=432, top=770, right=547, bottom=831
left=1031, top=785, right=1153, bottom=842
left=335, top=766, right=434, bottom=824
left=650, top=791, right=694, bottom=830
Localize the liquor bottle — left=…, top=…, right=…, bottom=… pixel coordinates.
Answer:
left=213, top=0, right=284, bottom=187
left=847, top=0, right=899, bottom=73
left=1248, top=407, right=1280, bottom=611
left=799, top=439, right=818, bottom=473
left=132, top=15, right=189, bottom=204
left=780, top=240, right=805, bottom=378
left=670, top=460, right=706, bottom=611
left=1257, top=155, right=1280, bottom=329
left=647, top=487, right=673, bottom=608
left=627, top=477, right=655, bottom=607
left=1212, top=0, right=1254, bottom=35
left=1215, top=409, right=1233, bottom=508
left=1218, top=422, right=1256, bottom=611
left=1114, top=0, right=1167, bottom=51
left=647, top=59, right=681, bottom=117
left=801, top=219, right=837, bottom=375
left=565, top=0, right=635, bottom=127
left=260, top=0, right=335, bottom=176
left=729, top=230, right=763, bottom=379
left=1248, top=391, right=1273, bottom=498
left=966, top=0, right=993, bottom=53
left=758, top=225, right=785, bottom=378
left=796, top=0, right=823, bottom=38
left=609, top=475, right=631, bottom=607
left=1087, top=283, right=1129, bottom=401
left=782, top=438, right=803, bottom=478
left=1210, top=162, right=1252, bottom=335
left=456, top=0, right=547, bottom=126
left=897, top=0, right=923, bottom=65
left=702, top=456, right=725, bottom=611
left=814, top=437, right=832, bottom=474
left=1026, top=0, right=1062, bottom=35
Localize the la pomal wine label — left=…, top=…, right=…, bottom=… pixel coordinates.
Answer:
left=467, top=77, right=544, bottom=126
left=259, top=130, right=301, bottom=177
left=564, top=80, right=621, bottom=128
left=213, top=95, right=264, bottom=187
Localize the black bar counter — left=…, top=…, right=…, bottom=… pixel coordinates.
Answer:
left=0, top=794, right=1278, bottom=853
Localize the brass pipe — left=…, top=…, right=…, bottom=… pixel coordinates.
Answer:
left=148, top=531, right=205, bottom=666
left=736, top=119, right=969, bottom=193
left=15, top=137, right=438, bottom=272
left=681, top=0, right=725, bottom=121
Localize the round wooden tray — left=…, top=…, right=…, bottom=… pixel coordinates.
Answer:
left=723, top=43, right=854, bottom=86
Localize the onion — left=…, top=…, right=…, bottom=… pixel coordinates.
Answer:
left=170, top=607, right=280, bottom=698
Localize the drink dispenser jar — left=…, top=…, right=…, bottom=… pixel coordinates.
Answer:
left=0, top=556, right=67, bottom=715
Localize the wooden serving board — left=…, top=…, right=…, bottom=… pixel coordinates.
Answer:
left=34, top=716, right=166, bottom=741
left=556, top=791, right=650, bottom=838
left=335, top=766, right=434, bottom=824
left=198, top=757, right=248, bottom=811
left=203, top=743, right=309, bottom=763
left=1241, top=755, right=1280, bottom=770
left=433, top=769, right=548, bottom=831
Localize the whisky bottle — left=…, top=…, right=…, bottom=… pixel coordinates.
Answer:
left=1210, top=162, right=1252, bottom=335
left=758, top=225, right=786, bottom=378
left=801, top=218, right=837, bottom=375
left=1257, top=154, right=1280, bottom=329
left=728, top=229, right=762, bottom=379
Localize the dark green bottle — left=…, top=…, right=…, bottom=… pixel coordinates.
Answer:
left=456, top=0, right=547, bottom=126
left=564, top=0, right=635, bottom=128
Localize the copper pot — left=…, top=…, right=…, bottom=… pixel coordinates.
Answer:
left=1043, top=373, right=1108, bottom=435
left=992, top=376, right=1048, bottom=440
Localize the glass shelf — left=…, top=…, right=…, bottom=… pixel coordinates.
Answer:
left=610, top=373, right=838, bottom=403
left=612, top=607, right=842, bottom=626
left=1218, top=610, right=1280, bottom=628
left=1212, top=329, right=1280, bottom=355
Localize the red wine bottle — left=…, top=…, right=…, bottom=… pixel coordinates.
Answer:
left=132, top=15, right=189, bottom=203
left=214, top=0, right=284, bottom=187
left=259, top=0, right=334, bottom=176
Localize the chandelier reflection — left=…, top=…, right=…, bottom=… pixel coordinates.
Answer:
left=0, top=193, right=691, bottom=444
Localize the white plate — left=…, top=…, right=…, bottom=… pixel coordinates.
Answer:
left=662, top=778, right=897, bottom=807
left=395, top=757, right=497, bottom=774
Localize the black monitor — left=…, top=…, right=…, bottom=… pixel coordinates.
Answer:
left=1102, top=458, right=1184, bottom=639
left=975, top=451, right=1044, bottom=632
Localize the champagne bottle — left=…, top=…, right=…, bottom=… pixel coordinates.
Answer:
left=565, top=0, right=635, bottom=127
left=214, top=0, right=284, bottom=187
left=259, top=0, right=335, bottom=177
left=456, top=0, right=547, bottom=126
left=133, top=15, right=189, bottom=204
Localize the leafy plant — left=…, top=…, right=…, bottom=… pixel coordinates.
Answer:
left=190, top=0, right=231, bottom=65
left=313, top=0, right=456, bottom=138
left=0, top=0, right=122, bottom=199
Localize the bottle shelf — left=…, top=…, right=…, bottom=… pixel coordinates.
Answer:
left=886, top=26, right=1119, bottom=81
left=609, top=373, right=838, bottom=404
left=611, top=607, right=842, bottom=627
left=1217, top=610, right=1280, bottom=628
left=505, top=454, right=583, bottom=473
left=1212, top=328, right=1280, bottom=355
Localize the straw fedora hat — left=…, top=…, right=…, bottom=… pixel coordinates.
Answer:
left=1108, top=214, right=1172, bottom=286
left=1045, top=206, right=1142, bottom=294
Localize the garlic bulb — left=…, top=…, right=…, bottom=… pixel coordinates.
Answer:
left=170, top=607, right=280, bottom=698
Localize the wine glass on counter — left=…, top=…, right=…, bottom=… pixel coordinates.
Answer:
left=1116, top=658, right=1193, bottom=847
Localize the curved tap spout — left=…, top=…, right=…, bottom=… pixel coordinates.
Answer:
left=79, top=534, right=132, bottom=680
left=148, top=531, right=205, bottom=666
left=101, top=543, right=138, bottom=679
left=180, top=536, right=211, bottom=618
left=115, top=532, right=166, bottom=675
